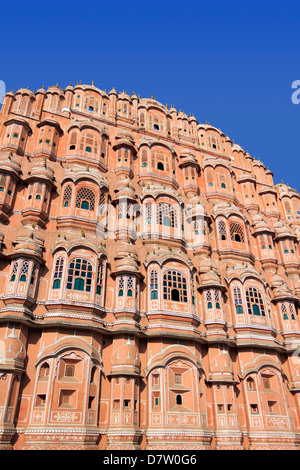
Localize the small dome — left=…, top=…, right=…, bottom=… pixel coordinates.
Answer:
left=0, top=331, right=26, bottom=369
left=115, top=241, right=138, bottom=260
left=0, top=152, right=21, bottom=176
left=110, top=339, right=140, bottom=375
left=116, top=255, right=139, bottom=273
left=202, top=269, right=221, bottom=286
left=29, top=161, right=55, bottom=182
left=13, top=229, right=44, bottom=259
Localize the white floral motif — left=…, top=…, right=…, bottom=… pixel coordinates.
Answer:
left=52, top=411, right=79, bottom=422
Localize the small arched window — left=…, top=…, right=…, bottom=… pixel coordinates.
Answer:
left=157, top=161, right=164, bottom=171
left=150, top=270, right=158, bottom=300
left=20, top=261, right=30, bottom=282
left=52, top=256, right=64, bottom=289
left=218, top=220, right=227, bottom=240
left=176, top=394, right=183, bottom=405
left=62, top=184, right=72, bottom=208
left=118, top=277, right=124, bottom=297
left=96, top=262, right=104, bottom=295
left=233, top=286, right=244, bottom=314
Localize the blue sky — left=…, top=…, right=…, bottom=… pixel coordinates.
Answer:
left=1, top=0, right=299, bottom=189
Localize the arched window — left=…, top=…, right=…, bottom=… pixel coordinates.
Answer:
left=176, top=394, right=183, bottom=405
left=127, top=277, right=134, bottom=297
left=75, top=188, right=95, bottom=211
left=52, top=256, right=64, bottom=290
left=246, top=377, right=256, bottom=390
left=218, top=220, right=227, bottom=240
left=20, top=261, right=30, bottom=282
left=163, top=270, right=188, bottom=303
left=230, top=222, right=245, bottom=243
left=66, top=258, right=93, bottom=292
left=145, top=201, right=152, bottom=225
left=245, top=287, right=265, bottom=316
left=10, top=261, right=19, bottom=282
left=233, top=286, right=244, bottom=314
left=62, top=184, right=72, bottom=208
left=118, top=277, right=124, bottom=297
left=208, top=134, right=220, bottom=150
left=39, top=362, right=50, bottom=380
left=69, top=131, right=77, bottom=151
left=157, top=161, right=164, bottom=171
left=150, top=270, right=158, bottom=299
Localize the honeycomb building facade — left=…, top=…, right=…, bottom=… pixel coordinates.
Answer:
left=0, top=83, right=300, bottom=450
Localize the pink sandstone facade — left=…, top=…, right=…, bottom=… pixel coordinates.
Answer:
left=0, top=83, right=300, bottom=450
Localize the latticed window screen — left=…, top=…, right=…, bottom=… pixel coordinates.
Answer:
left=281, top=303, right=288, bottom=319
left=156, top=203, right=178, bottom=228
left=10, top=260, right=19, bottom=281
left=218, top=220, right=227, bottom=239
left=145, top=202, right=152, bottom=223
left=191, top=276, right=196, bottom=305
left=289, top=302, right=295, bottom=317
left=281, top=302, right=296, bottom=320
left=205, top=289, right=221, bottom=309
left=53, top=256, right=64, bottom=288
left=20, top=261, right=30, bottom=282
left=118, top=277, right=124, bottom=296
left=30, top=264, right=38, bottom=285
left=99, top=192, right=105, bottom=215
left=163, top=270, right=188, bottom=303
left=66, top=258, right=93, bottom=292
left=63, top=185, right=72, bottom=207
left=230, top=222, right=245, bottom=242
left=127, top=277, right=134, bottom=296
left=205, top=291, right=213, bottom=309
left=214, top=290, right=221, bottom=307
left=96, top=262, right=103, bottom=295
left=75, top=188, right=95, bottom=211
left=245, top=287, right=265, bottom=316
